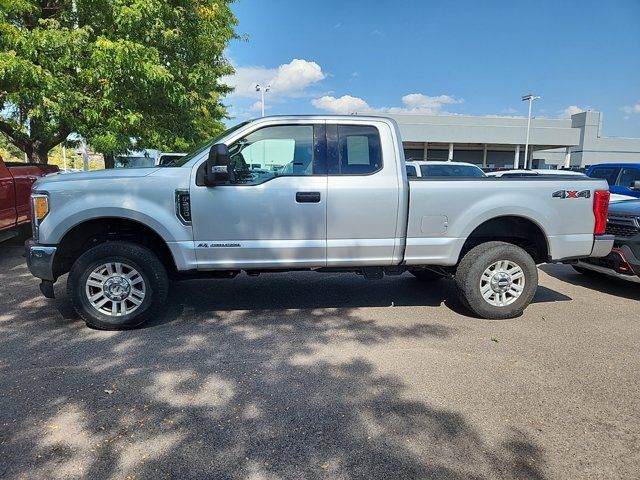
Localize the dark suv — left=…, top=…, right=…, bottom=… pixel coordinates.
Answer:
left=574, top=199, right=640, bottom=283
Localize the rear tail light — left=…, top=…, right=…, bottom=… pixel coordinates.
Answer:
left=593, top=190, right=610, bottom=235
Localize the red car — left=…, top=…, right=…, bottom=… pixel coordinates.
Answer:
left=0, top=155, right=59, bottom=243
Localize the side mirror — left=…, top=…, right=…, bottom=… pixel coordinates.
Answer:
left=205, top=143, right=230, bottom=186
left=632, top=180, right=640, bottom=190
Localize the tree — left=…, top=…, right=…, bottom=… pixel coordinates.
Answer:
left=0, top=0, right=238, bottom=164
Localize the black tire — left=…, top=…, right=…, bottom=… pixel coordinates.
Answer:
left=410, top=269, right=445, bottom=282
left=67, top=241, right=168, bottom=330
left=455, top=241, right=538, bottom=320
left=572, top=265, right=603, bottom=277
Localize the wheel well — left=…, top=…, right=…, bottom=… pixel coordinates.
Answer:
left=459, top=216, right=549, bottom=264
left=53, top=218, right=177, bottom=278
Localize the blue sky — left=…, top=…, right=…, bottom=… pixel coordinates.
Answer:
left=224, top=0, right=640, bottom=137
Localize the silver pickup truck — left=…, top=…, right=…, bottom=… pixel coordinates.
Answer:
left=25, top=116, right=613, bottom=329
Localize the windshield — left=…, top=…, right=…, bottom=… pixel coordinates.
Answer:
left=168, top=121, right=251, bottom=167
left=420, top=164, right=486, bottom=177
left=114, top=156, right=156, bottom=168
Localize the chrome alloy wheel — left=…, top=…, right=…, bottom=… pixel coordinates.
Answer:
left=479, top=260, right=525, bottom=307
left=85, top=262, right=146, bottom=316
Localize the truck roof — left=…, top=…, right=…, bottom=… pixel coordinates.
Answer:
left=588, top=163, right=640, bottom=169
left=244, top=114, right=397, bottom=123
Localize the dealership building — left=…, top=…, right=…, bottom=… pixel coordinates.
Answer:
left=388, top=110, right=640, bottom=169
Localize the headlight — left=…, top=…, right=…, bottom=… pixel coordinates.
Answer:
left=32, top=194, right=49, bottom=222
left=31, top=193, right=49, bottom=242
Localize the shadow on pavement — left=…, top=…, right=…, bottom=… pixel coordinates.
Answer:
left=0, top=248, right=549, bottom=479
left=59, top=271, right=572, bottom=327
left=540, top=263, right=640, bottom=301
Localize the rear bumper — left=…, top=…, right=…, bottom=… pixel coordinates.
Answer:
left=590, top=234, right=614, bottom=258
left=25, top=239, right=57, bottom=281
left=576, top=244, right=640, bottom=283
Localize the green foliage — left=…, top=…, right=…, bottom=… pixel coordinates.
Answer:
left=0, top=0, right=238, bottom=163
left=0, top=127, right=23, bottom=159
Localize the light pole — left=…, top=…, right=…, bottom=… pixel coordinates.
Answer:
left=255, top=84, right=270, bottom=117
left=521, top=94, right=540, bottom=169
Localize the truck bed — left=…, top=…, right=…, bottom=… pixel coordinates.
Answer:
left=405, top=176, right=607, bottom=265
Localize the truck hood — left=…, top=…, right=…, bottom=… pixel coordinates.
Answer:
left=608, top=199, right=640, bottom=216
left=34, top=167, right=159, bottom=187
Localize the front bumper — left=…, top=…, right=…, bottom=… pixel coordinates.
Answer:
left=25, top=239, right=57, bottom=281
left=576, top=244, right=640, bottom=283
left=590, top=234, right=614, bottom=258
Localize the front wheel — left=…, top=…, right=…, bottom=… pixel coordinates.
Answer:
left=68, top=241, right=169, bottom=329
left=455, top=241, right=538, bottom=319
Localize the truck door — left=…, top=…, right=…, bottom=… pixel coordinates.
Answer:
left=190, top=122, right=328, bottom=269
left=9, top=165, right=39, bottom=224
left=0, top=161, right=17, bottom=231
left=325, top=122, right=401, bottom=266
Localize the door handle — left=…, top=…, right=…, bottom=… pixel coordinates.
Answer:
left=296, top=191, right=321, bottom=203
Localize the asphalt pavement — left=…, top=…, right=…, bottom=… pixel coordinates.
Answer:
left=0, top=240, right=638, bottom=479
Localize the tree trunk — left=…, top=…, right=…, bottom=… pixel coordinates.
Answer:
left=24, top=141, right=49, bottom=164
left=104, top=153, right=115, bottom=169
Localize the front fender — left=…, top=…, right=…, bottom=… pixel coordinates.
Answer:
left=41, top=204, right=190, bottom=245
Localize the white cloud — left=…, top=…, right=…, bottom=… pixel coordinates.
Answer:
left=311, top=93, right=463, bottom=115
left=225, top=58, right=326, bottom=99
left=559, top=105, right=585, bottom=119
left=621, top=102, right=640, bottom=114
left=249, top=101, right=263, bottom=112
left=389, top=94, right=463, bottom=114
left=312, top=95, right=371, bottom=114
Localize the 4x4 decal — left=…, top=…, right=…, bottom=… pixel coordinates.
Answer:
left=552, top=190, right=591, bottom=199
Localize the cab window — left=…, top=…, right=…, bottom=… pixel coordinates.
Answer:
left=227, top=125, right=315, bottom=184
left=337, top=125, right=382, bottom=174
left=617, top=167, right=640, bottom=188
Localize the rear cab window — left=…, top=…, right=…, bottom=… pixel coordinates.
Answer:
left=420, top=164, right=485, bottom=177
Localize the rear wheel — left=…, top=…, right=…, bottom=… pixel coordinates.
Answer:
left=455, top=241, right=538, bottom=319
left=68, top=241, right=168, bottom=329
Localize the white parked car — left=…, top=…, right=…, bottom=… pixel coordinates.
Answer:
left=486, top=169, right=586, bottom=178
left=405, top=161, right=486, bottom=178
left=485, top=169, right=635, bottom=202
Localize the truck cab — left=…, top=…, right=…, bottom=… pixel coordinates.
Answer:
left=587, top=163, right=640, bottom=198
